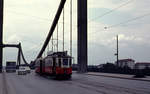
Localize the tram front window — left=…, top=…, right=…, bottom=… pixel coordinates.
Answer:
left=69, top=59, right=72, bottom=66
left=63, top=59, right=68, bottom=66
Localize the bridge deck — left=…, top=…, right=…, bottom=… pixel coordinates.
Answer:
left=0, top=71, right=150, bottom=94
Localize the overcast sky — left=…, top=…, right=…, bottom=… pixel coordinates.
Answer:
left=3, top=0, right=150, bottom=65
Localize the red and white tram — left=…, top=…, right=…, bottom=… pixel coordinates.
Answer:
left=35, top=51, right=72, bottom=79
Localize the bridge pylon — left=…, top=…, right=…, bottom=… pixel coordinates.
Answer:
left=0, top=0, right=3, bottom=73
left=77, top=0, right=88, bottom=73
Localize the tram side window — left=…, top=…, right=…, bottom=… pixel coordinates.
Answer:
left=59, top=59, right=61, bottom=67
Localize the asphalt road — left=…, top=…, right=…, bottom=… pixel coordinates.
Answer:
left=1, top=71, right=150, bottom=94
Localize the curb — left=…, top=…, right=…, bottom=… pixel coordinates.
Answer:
left=86, top=73, right=150, bottom=82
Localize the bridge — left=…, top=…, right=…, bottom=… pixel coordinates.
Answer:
left=0, top=0, right=87, bottom=73
left=0, top=0, right=150, bottom=94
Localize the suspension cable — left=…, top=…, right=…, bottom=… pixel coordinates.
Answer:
left=52, top=35, right=53, bottom=51
left=70, top=0, right=72, bottom=57
left=19, top=44, right=29, bottom=65
left=63, top=7, right=65, bottom=52
left=36, top=0, right=66, bottom=58
left=57, top=24, right=58, bottom=52
left=47, top=43, right=49, bottom=53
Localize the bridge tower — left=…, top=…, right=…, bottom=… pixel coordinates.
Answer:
left=77, top=0, right=88, bottom=73
left=0, top=0, right=3, bottom=73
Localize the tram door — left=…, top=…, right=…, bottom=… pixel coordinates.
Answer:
left=53, top=58, right=56, bottom=73
left=40, top=60, right=42, bottom=74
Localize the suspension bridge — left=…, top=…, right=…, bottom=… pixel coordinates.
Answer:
left=0, top=0, right=150, bottom=94
left=0, top=0, right=87, bottom=73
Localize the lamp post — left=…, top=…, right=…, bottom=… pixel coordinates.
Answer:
left=114, top=35, right=119, bottom=66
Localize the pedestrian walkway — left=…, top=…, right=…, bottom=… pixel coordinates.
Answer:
left=86, top=72, right=150, bottom=82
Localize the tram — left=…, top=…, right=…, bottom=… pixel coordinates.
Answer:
left=35, top=51, right=72, bottom=79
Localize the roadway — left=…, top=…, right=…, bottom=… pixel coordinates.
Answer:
left=1, top=71, right=150, bottom=94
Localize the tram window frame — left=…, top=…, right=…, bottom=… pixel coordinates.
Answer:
left=63, top=58, right=68, bottom=66
left=45, top=58, right=53, bottom=66
left=53, top=58, right=56, bottom=67
left=58, top=58, right=61, bottom=67
left=69, top=58, right=72, bottom=67
left=56, top=58, right=58, bottom=66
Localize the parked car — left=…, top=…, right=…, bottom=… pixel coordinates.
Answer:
left=17, top=67, right=27, bottom=75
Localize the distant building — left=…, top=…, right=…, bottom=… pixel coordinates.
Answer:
left=116, top=59, right=135, bottom=69
left=135, top=62, right=150, bottom=69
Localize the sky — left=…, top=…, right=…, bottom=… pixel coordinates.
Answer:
left=2, top=0, right=150, bottom=65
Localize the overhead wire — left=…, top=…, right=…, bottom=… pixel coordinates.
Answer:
left=7, top=9, right=77, bottom=27
left=7, top=10, right=53, bottom=22
left=89, top=0, right=134, bottom=22
left=89, top=12, right=150, bottom=35
left=7, top=0, right=135, bottom=35
left=89, top=0, right=150, bottom=35
left=8, top=0, right=138, bottom=61
left=106, top=12, right=150, bottom=29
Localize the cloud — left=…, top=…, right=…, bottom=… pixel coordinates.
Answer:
left=5, top=34, right=21, bottom=43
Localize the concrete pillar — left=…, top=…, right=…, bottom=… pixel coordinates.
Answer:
left=77, top=0, right=88, bottom=73
left=0, top=0, right=3, bottom=73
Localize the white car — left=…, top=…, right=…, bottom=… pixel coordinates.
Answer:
left=17, top=67, right=27, bottom=75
